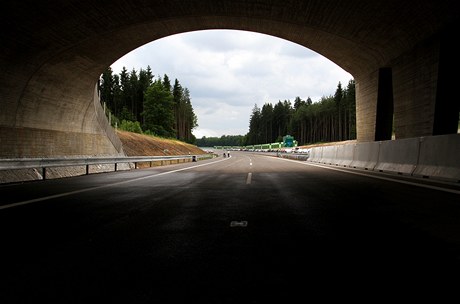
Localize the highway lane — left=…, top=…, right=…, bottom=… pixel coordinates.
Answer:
left=1, top=151, right=460, bottom=303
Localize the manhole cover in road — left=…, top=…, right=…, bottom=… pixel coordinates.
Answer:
left=230, top=221, right=248, bottom=227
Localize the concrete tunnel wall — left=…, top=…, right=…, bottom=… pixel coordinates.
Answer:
left=0, top=0, right=459, bottom=158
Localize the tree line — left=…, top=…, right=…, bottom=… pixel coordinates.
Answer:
left=195, top=135, right=246, bottom=147
left=245, top=79, right=356, bottom=146
left=196, top=79, right=356, bottom=147
left=98, top=66, right=198, bottom=143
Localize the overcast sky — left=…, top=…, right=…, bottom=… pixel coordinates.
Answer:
left=110, top=30, right=353, bottom=138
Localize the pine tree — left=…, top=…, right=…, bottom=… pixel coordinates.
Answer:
left=99, top=67, right=114, bottom=110
left=142, top=80, right=175, bottom=138
left=172, top=79, right=183, bottom=139
left=248, top=104, right=261, bottom=144
left=119, top=67, right=130, bottom=114
left=334, top=82, right=344, bottom=141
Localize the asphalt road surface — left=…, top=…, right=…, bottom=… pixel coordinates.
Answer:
left=1, top=152, right=460, bottom=303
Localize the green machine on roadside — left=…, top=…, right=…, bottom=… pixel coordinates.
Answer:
left=282, top=135, right=296, bottom=147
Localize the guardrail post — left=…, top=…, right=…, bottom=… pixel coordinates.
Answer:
left=114, top=163, right=118, bottom=172
left=42, top=167, right=46, bottom=180
left=135, top=162, right=138, bottom=169
left=86, top=164, right=90, bottom=175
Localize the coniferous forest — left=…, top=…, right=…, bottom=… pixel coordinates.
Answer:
left=196, top=79, right=356, bottom=147
left=99, top=65, right=356, bottom=147
left=98, top=66, right=198, bottom=144
left=244, top=79, right=356, bottom=146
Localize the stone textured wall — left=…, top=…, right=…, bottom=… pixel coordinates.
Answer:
left=392, top=37, right=440, bottom=139
left=0, top=0, right=458, bottom=153
left=355, top=72, right=378, bottom=142
left=0, top=126, right=121, bottom=158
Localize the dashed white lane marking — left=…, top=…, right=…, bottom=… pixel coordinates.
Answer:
left=0, top=158, right=230, bottom=210
left=230, top=221, right=248, bottom=227
left=246, top=172, right=252, bottom=184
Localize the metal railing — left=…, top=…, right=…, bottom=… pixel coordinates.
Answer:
left=0, top=154, right=214, bottom=180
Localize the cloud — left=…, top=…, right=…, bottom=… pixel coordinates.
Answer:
left=110, top=30, right=353, bottom=138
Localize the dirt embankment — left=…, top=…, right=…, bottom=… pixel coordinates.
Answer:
left=116, top=130, right=206, bottom=156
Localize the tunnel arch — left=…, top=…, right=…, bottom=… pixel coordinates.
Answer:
left=107, top=28, right=356, bottom=138
left=1, top=0, right=458, bottom=157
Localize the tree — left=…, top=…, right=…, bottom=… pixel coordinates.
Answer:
left=119, top=66, right=130, bottom=114
left=162, top=74, right=172, bottom=92
left=112, top=74, right=122, bottom=117
left=344, top=79, right=356, bottom=139
left=181, top=87, right=198, bottom=143
left=172, top=78, right=183, bottom=138
left=127, top=68, right=139, bottom=121
left=137, top=67, right=154, bottom=123
left=172, top=79, right=198, bottom=143
left=334, top=82, right=344, bottom=141
left=142, top=79, right=175, bottom=138
left=248, top=104, right=261, bottom=145
left=98, top=65, right=199, bottom=143
left=261, top=103, right=274, bottom=143
left=273, top=100, right=292, bottom=140
left=99, top=67, right=114, bottom=110
left=293, top=96, right=305, bottom=111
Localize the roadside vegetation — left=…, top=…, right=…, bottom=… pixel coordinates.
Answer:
left=99, top=65, right=357, bottom=149
left=99, top=66, right=198, bottom=144
left=196, top=79, right=356, bottom=147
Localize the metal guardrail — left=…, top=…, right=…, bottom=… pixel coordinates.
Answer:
left=0, top=154, right=214, bottom=179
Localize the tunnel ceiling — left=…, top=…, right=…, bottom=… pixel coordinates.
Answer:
left=0, top=0, right=459, bottom=136
left=2, top=0, right=458, bottom=77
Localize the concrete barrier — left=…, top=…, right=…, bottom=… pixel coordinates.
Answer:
left=279, top=154, right=310, bottom=161
left=303, top=135, right=460, bottom=182
left=349, top=141, right=380, bottom=170
left=413, top=134, right=460, bottom=182
left=335, top=143, right=356, bottom=167
left=308, top=147, right=323, bottom=163
left=320, top=145, right=338, bottom=164
left=374, top=137, right=420, bottom=175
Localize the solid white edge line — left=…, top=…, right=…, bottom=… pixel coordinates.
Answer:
left=273, top=156, right=460, bottom=195
left=0, top=157, right=231, bottom=210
